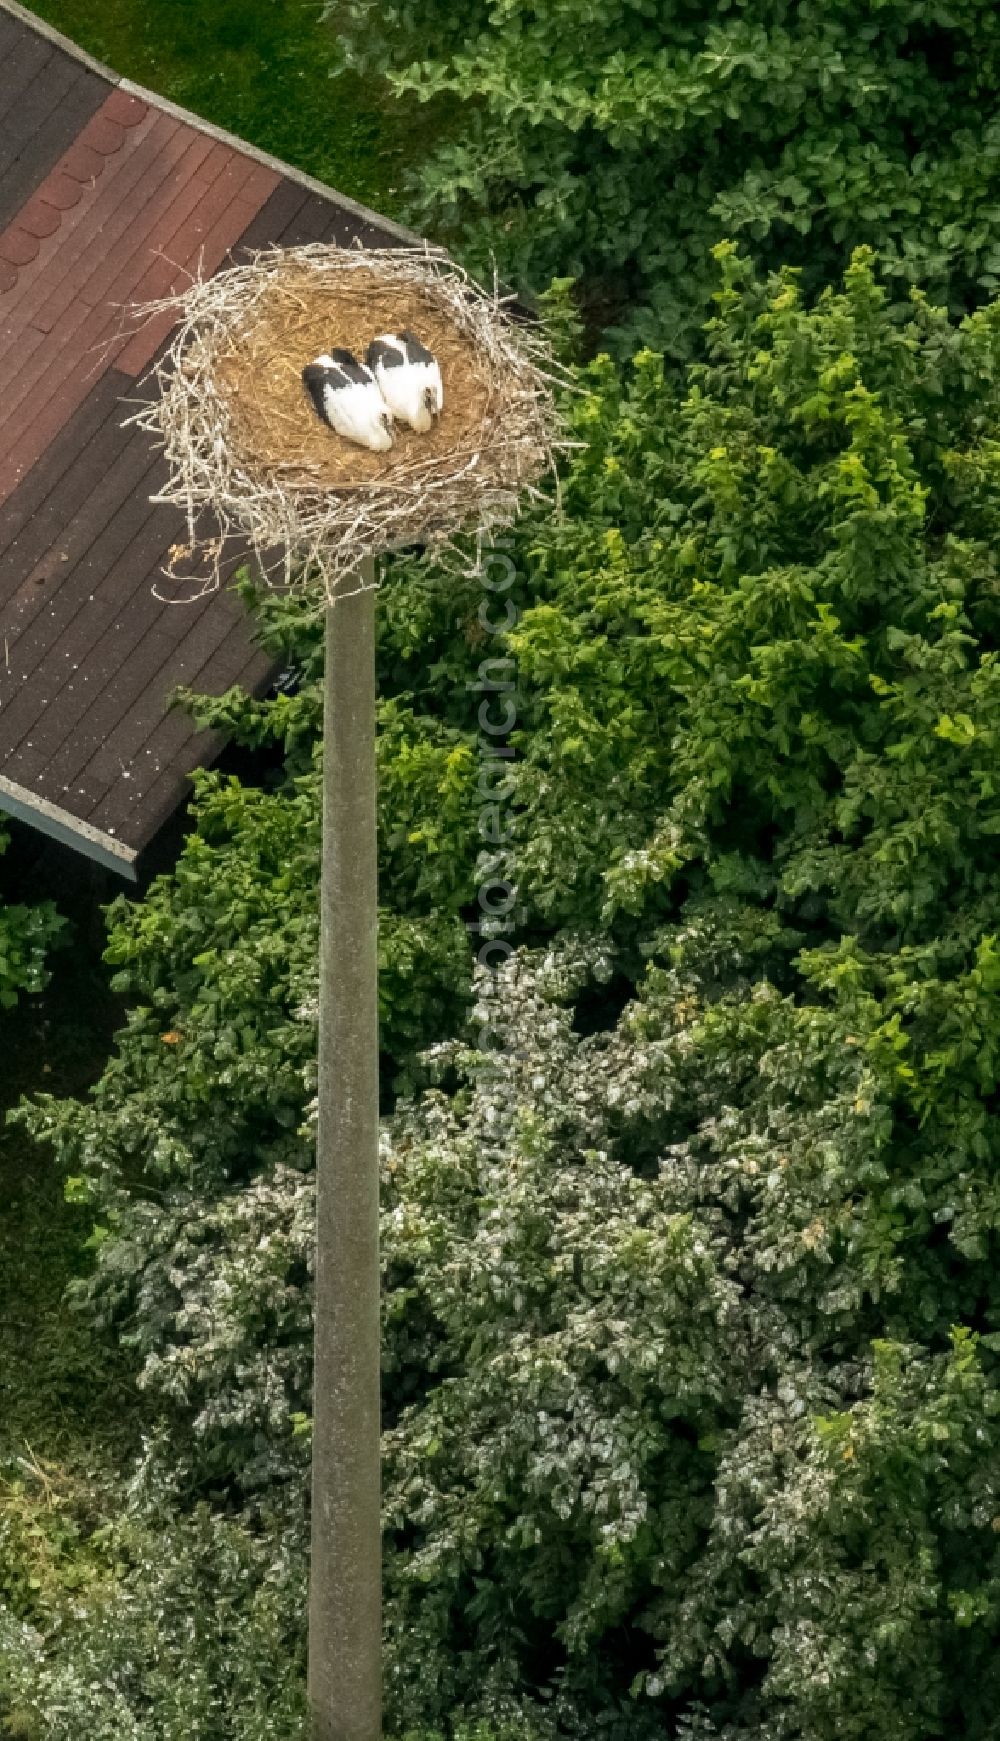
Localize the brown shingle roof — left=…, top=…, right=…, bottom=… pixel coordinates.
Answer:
left=0, top=0, right=419, bottom=875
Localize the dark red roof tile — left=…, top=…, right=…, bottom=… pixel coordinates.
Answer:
left=77, top=114, right=126, bottom=157
left=16, top=198, right=61, bottom=238
left=102, top=89, right=148, bottom=128
left=25, top=114, right=186, bottom=331
left=0, top=228, right=38, bottom=266
left=60, top=141, right=106, bottom=183
left=37, top=171, right=84, bottom=211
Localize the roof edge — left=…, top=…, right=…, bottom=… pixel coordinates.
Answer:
left=0, top=775, right=138, bottom=879
left=0, top=0, right=118, bottom=81
left=118, top=81, right=424, bottom=248
left=0, top=0, right=425, bottom=250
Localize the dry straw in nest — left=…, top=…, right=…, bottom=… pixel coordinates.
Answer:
left=127, top=243, right=568, bottom=603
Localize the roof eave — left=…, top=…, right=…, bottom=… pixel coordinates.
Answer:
left=0, top=0, right=426, bottom=248
left=0, top=774, right=138, bottom=879
left=118, top=81, right=425, bottom=249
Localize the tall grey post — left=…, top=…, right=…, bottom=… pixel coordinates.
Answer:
left=309, top=555, right=381, bottom=1741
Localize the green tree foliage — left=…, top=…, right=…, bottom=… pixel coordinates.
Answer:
left=0, top=824, right=65, bottom=1009
left=378, top=939, right=1000, bottom=1738
left=0, top=1450, right=308, bottom=1741
left=16, top=251, right=1000, bottom=1734
left=331, top=0, right=1000, bottom=349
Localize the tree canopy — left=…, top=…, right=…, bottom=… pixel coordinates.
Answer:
left=0, top=827, right=65, bottom=1009
left=11, top=251, right=1000, bottom=1736
left=330, top=0, right=1000, bottom=349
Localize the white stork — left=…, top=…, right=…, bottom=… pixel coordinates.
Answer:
left=366, top=331, right=443, bottom=434
left=301, top=350, right=395, bottom=452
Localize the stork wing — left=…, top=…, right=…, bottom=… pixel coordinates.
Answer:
left=302, top=362, right=332, bottom=421
left=399, top=330, right=436, bottom=366
left=328, top=348, right=373, bottom=385
left=367, top=337, right=406, bottom=371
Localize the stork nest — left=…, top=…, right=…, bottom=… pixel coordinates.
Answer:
left=128, top=243, right=568, bottom=602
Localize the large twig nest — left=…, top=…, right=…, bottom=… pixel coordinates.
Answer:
left=129, top=244, right=567, bottom=602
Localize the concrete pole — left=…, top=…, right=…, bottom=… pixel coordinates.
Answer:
left=309, top=554, right=381, bottom=1741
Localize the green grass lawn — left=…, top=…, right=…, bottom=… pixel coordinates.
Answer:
left=28, top=0, right=429, bottom=216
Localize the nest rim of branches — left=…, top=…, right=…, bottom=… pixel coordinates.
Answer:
left=128, top=243, right=569, bottom=603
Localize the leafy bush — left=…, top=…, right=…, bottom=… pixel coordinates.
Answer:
left=509, top=244, right=1000, bottom=949
left=0, top=1456, right=105, bottom=1625
left=377, top=938, right=1000, bottom=1738
left=331, top=0, right=1000, bottom=349
left=18, top=252, right=1000, bottom=1734
left=0, top=1451, right=307, bottom=1741
left=0, top=824, right=65, bottom=1008
left=22, top=927, right=1000, bottom=1737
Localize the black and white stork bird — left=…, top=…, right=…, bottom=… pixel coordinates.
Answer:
left=366, top=331, right=443, bottom=434
left=301, top=349, right=395, bottom=452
